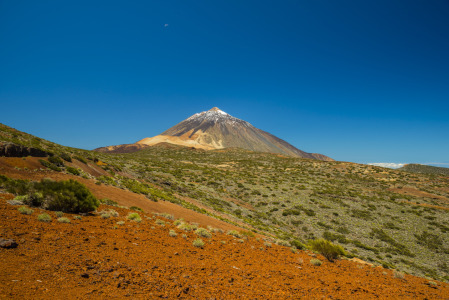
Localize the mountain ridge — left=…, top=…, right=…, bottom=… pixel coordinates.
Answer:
left=96, top=107, right=333, bottom=161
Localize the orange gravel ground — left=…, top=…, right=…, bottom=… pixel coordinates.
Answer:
left=1, top=194, right=449, bottom=299
left=1, top=158, right=449, bottom=299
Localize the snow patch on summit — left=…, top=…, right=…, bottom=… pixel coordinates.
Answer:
left=185, top=107, right=251, bottom=127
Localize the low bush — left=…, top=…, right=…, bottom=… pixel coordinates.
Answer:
left=178, top=223, right=194, bottom=231
left=290, top=239, right=306, bottom=250
left=308, top=239, right=346, bottom=261
left=57, top=217, right=71, bottom=223
left=240, top=230, right=255, bottom=238
left=5, top=177, right=99, bottom=214
left=48, top=156, right=65, bottom=167
left=66, top=167, right=80, bottom=176
left=37, top=213, right=52, bottom=222
left=130, top=206, right=143, bottom=212
left=127, top=213, right=142, bottom=222
left=100, top=198, right=118, bottom=206
left=39, top=159, right=61, bottom=172
left=195, top=228, right=212, bottom=238
left=227, top=230, right=243, bottom=238
left=60, top=152, right=72, bottom=162
left=193, top=238, right=205, bottom=248
left=18, top=206, right=33, bottom=215
left=155, top=219, right=165, bottom=226
left=169, top=229, right=177, bottom=237
left=310, top=259, right=322, bottom=266
left=173, top=219, right=183, bottom=226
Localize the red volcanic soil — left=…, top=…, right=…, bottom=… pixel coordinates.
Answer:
left=1, top=158, right=449, bottom=299
left=2, top=201, right=449, bottom=298
left=0, top=157, right=243, bottom=232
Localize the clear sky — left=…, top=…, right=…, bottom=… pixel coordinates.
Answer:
left=1, top=0, right=448, bottom=166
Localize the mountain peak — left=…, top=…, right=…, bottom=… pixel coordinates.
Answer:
left=98, top=107, right=333, bottom=161
left=207, top=107, right=228, bottom=116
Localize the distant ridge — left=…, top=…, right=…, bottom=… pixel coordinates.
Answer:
left=399, top=164, right=449, bottom=177
left=96, top=107, right=333, bottom=161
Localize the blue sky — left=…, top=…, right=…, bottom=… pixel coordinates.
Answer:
left=0, top=0, right=448, bottom=165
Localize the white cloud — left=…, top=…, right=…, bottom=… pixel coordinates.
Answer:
left=367, top=163, right=406, bottom=169
left=164, top=24, right=169, bottom=27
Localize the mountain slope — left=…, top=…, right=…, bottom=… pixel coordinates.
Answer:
left=99, top=107, right=333, bottom=160
left=1, top=122, right=449, bottom=282
left=399, top=164, right=449, bottom=177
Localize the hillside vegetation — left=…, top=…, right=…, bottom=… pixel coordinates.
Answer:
left=1, top=123, right=449, bottom=282
left=400, top=163, right=449, bottom=177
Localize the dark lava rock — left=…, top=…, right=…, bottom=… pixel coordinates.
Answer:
left=0, top=142, right=49, bottom=157
left=0, top=238, right=18, bottom=249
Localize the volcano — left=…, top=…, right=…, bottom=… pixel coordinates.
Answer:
left=96, top=107, right=333, bottom=161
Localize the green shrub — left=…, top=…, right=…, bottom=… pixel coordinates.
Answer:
left=310, top=259, right=322, bottom=266
left=60, top=153, right=72, bottom=162
left=43, top=179, right=99, bottom=213
left=55, top=211, right=64, bottom=218
left=10, top=178, right=99, bottom=213
left=195, top=228, right=212, bottom=238
left=290, top=239, right=306, bottom=250
left=48, top=156, right=65, bottom=167
left=130, top=206, right=143, bottom=212
left=227, top=230, right=243, bottom=238
left=173, top=219, right=183, bottom=226
left=193, top=238, right=205, bottom=248
left=57, top=217, right=71, bottom=223
left=100, top=198, right=118, bottom=206
left=18, top=206, right=33, bottom=215
left=116, top=221, right=125, bottom=225
left=323, top=231, right=349, bottom=244
left=39, top=159, right=61, bottom=172
left=101, top=212, right=110, bottom=219
left=308, top=239, right=346, bottom=261
left=240, top=230, right=255, bottom=238
left=73, top=215, right=82, bottom=220
left=127, top=213, right=142, bottom=222
left=276, top=240, right=290, bottom=247
left=178, top=223, right=194, bottom=231
left=159, top=213, right=174, bottom=220
left=66, top=167, right=80, bottom=176
left=12, top=195, right=27, bottom=203
left=155, top=219, right=165, bottom=226
left=169, top=229, right=177, bottom=237
left=37, top=213, right=52, bottom=222
left=22, top=192, right=44, bottom=207
left=74, top=156, right=87, bottom=164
